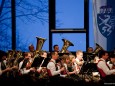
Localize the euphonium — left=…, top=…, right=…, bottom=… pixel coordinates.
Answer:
left=60, top=39, right=74, bottom=53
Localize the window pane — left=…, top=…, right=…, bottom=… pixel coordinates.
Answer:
left=0, top=0, right=12, bottom=51
left=16, top=0, right=49, bottom=52
left=89, top=0, right=95, bottom=48
left=52, top=33, right=86, bottom=52
left=56, top=0, right=84, bottom=29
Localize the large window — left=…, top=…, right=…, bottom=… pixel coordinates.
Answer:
left=16, top=0, right=49, bottom=52
left=0, top=0, right=12, bottom=51
left=56, top=0, right=84, bottom=29
left=49, top=0, right=88, bottom=52
left=0, top=0, right=95, bottom=52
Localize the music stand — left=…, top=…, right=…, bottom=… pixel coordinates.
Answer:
left=83, top=53, right=96, bottom=62
left=79, top=61, right=98, bottom=80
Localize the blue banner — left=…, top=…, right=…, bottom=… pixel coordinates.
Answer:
left=93, top=0, right=115, bottom=51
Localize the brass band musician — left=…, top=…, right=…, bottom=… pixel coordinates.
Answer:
left=0, top=52, right=12, bottom=77
left=97, top=51, right=115, bottom=82
left=75, top=50, right=84, bottom=74
left=107, top=53, right=115, bottom=69
left=19, top=52, right=35, bottom=75
left=47, top=51, right=65, bottom=77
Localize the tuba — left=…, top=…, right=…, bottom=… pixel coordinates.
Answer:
left=60, top=39, right=74, bottom=53
left=32, top=37, right=46, bottom=58
left=36, top=37, right=46, bottom=53
left=93, top=43, right=104, bottom=55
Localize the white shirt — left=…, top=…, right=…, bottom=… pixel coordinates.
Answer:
left=47, top=59, right=60, bottom=76
left=97, top=58, right=115, bottom=75
left=75, top=58, right=84, bottom=73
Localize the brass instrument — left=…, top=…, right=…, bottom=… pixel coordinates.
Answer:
left=6, top=50, right=15, bottom=68
left=29, top=37, right=46, bottom=68
left=93, top=43, right=104, bottom=55
left=60, top=39, right=74, bottom=53
left=13, top=50, right=23, bottom=66
left=36, top=37, right=46, bottom=53
left=34, top=37, right=46, bottom=57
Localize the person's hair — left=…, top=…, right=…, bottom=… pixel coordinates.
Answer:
left=87, top=47, right=93, bottom=51
left=39, top=50, right=47, bottom=56
left=69, top=54, right=75, bottom=62
left=76, top=50, right=83, bottom=55
left=24, top=52, right=30, bottom=57
left=29, top=44, right=34, bottom=48
left=53, top=44, right=58, bottom=49
left=61, top=55, right=70, bottom=63
left=51, top=51, right=57, bottom=56
left=99, top=50, right=108, bottom=58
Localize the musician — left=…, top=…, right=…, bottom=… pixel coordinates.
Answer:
left=107, top=54, right=115, bottom=69
left=0, top=53, right=12, bottom=77
left=61, top=55, right=70, bottom=75
left=36, top=51, right=50, bottom=72
left=28, top=44, right=35, bottom=58
left=75, top=50, right=84, bottom=73
left=19, top=52, right=35, bottom=75
left=29, top=44, right=35, bottom=52
left=97, top=51, right=115, bottom=82
left=31, top=51, right=49, bottom=69
left=87, top=47, right=93, bottom=53
left=47, top=52, right=74, bottom=86
left=68, top=54, right=82, bottom=82
left=47, top=51, right=65, bottom=77
left=53, top=44, right=60, bottom=52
